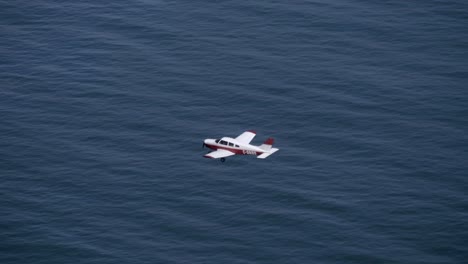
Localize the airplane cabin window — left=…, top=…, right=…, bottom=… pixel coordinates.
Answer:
left=220, top=140, right=228, bottom=145
left=235, top=145, right=239, bottom=147
left=228, top=142, right=234, bottom=147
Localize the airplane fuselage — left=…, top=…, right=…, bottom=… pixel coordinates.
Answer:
left=203, top=131, right=278, bottom=161
left=204, top=137, right=265, bottom=156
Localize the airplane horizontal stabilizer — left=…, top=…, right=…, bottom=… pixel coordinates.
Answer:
left=257, top=148, right=279, bottom=159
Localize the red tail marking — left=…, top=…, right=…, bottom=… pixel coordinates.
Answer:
left=263, top=137, right=274, bottom=145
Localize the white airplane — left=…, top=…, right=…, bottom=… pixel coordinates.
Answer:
left=202, top=130, right=279, bottom=162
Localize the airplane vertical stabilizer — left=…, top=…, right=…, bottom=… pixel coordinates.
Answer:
left=259, top=137, right=274, bottom=151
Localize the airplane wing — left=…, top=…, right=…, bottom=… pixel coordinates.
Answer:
left=204, top=149, right=236, bottom=159
left=235, top=130, right=256, bottom=144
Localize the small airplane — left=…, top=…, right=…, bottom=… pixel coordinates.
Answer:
left=202, top=130, right=279, bottom=162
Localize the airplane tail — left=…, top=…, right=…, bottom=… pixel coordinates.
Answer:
left=259, top=138, right=274, bottom=151
left=258, top=138, right=279, bottom=159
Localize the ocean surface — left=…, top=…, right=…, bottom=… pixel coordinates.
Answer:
left=1, top=1, right=467, bottom=263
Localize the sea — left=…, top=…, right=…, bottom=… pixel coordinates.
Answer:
left=1, top=1, right=467, bottom=263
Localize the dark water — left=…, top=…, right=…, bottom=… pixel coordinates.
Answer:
left=2, top=1, right=467, bottom=263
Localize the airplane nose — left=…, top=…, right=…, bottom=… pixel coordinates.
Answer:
left=203, top=139, right=214, bottom=149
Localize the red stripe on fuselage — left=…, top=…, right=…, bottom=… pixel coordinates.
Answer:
left=205, top=144, right=262, bottom=155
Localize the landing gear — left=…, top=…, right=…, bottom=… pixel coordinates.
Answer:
left=220, top=158, right=226, bottom=162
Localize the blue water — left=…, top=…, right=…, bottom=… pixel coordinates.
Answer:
left=2, top=1, right=467, bottom=263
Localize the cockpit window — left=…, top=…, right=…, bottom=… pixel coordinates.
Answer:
left=215, top=139, right=220, bottom=143
left=220, top=140, right=228, bottom=145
